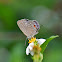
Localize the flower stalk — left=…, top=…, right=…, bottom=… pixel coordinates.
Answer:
left=33, top=53, right=43, bottom=62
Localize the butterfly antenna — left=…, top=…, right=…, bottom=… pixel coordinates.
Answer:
left=25, top=37, right=28, bottom=45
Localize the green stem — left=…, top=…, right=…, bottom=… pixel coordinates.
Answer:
left=32, top=53, right=43, bottom=62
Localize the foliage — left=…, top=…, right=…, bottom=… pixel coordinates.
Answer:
left=41, top=35, right=59, bottom=53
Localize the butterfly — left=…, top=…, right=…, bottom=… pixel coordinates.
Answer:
left=17, top=19, right=40, bottom=39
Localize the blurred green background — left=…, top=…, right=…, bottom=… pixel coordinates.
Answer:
left=0, top=0, right=62, bottom=62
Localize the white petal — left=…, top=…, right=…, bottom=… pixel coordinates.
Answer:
left=26, top=42, right=34, bottom=55
left=30, top=51, right=34, bottom=56
left=36, top=39, right=46, bottom=45
left=29, top=42, right=34, bottom=50
left=28, top=46, right=33, bottom=51
left=29, top=42, right=34, bottom=47
left=26, top=47, right=30, bottom=55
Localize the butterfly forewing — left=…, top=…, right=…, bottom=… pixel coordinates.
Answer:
left=17, top=19, right=40, bottom=38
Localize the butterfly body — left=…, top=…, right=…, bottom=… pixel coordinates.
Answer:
left=17, top=19, right=40, bottom=39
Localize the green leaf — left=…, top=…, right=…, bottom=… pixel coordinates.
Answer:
left=41, top=35, right=59, bottom=53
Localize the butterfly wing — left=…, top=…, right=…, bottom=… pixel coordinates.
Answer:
left=32, top=20, right=40, bottom=31
left=27, top=20, right=38, bottom=38
left=17, top=19, right=40, bottom=38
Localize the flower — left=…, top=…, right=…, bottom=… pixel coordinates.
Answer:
left=33, top=45, right=41, bottom=54
left=36, top=39, right=46, bottom=45
left=28, top=37, right=36, bottom=43
left=26, top=38, right=46, bottom=56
